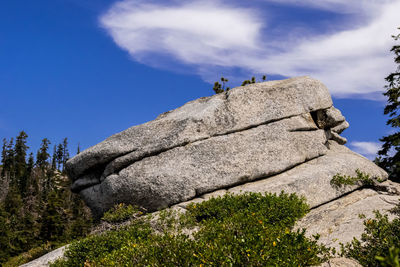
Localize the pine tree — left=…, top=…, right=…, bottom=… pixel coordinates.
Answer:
left=36, top=138, right=51, bottom=169
left=39, top=191, right=65, bottom=242
left=3, top=138, right=15, bottom=182
left=378, top=27, right=400, bottom=182
left=62, top=138, right=69, bottom=172
left=25, top=153, right=36, bottom=196
left=56, top=143, right=63, bottom=170
left=14, top=131, right=29, bottom=182
left=51, top=145, right=57, bottom=170
left=0, top=133, right=92, bottom=264
left=14, top=131, right=29, bottom=195
left=1, top=138, right=7, bottom=178
left=77, top=143, right=81, bottom=155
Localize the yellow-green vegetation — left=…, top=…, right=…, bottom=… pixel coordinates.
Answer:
left=101, top=203, right=141, bottom=223
left=51, top=192, right=332, bottom=266
left=340, top=202, right=400, bottom=267
left=330, top=169, right=382, bottom=188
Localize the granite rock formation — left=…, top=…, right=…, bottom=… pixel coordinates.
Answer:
left=25, top=76, right=398, bottom=267
left=65, top=76, right=388, bottom=219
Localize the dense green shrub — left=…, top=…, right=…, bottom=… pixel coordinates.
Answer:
left=341, top=202, right=400, bottom=266
left=52, top=192, right=332, bottom=266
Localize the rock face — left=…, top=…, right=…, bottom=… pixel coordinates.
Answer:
left=296, top=180, right=400, bottom=250
left=66, top=76, right=388, bottom=219
left=20, top=245, right=67, bottom=267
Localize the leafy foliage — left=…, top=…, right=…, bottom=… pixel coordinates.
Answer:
left=341, top=201, right=400, bottom=266
left=52, top=192, right=332, bottom=266
left=376, top=246, right=400, bottom=267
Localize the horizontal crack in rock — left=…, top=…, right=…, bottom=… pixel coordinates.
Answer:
left=309, top=181, right=396, bottom=210
left=73, top=107, right=337, bottom=193
left=173, top=152, right=328, bottom=208
left=106, top=109, right=332, bottom=177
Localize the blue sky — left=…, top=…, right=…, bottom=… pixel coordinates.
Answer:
left=1, top=0, right=399, bottom=160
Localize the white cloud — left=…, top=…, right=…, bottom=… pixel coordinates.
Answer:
left=350, top=141, right=381, bottom=159
left=100, top=0, right=400, bottom=98
left=101, top=1, right=263, bottom=65
left=255, top=1, right=400, bottom=97
left=261, top=0, right=393, bottom=14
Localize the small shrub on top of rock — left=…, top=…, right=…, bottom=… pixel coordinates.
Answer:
left=330, top=169, right=382, bottom=189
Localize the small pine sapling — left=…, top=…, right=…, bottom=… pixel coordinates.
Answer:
left=213, top=82, right=224, bottom=94
left=213, top=77, right=230, bottom=94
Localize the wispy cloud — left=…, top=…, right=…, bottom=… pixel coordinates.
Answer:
left=101, top=1, right=262, bottom=65
left=262, top=0, right=393, bottom=14
left=100, top=0, right=400, bottom=98
left=349, top=141, right=381, bottom=160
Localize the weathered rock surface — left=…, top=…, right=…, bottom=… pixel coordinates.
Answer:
left=315, top=257, right=362, bottom=267
left=65, top=76, right=388, bottom=219
left=19, top=245, right=67, bottom=267
left=296, top=181, right=400, bottom=250
left=66, top=76, right=333, bottom=182
left=173, top=141, right=387, bottom=210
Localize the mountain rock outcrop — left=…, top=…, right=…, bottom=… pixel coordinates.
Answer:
left=65, top=76, right=388, bottom=219
left=24, top=76, right=399, bottom=267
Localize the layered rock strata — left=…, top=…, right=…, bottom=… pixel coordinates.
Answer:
left=65, top=76, right=387, bottom=218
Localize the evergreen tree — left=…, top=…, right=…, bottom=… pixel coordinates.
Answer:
left=62, top=138, right=69, bottom=172
left=68, top=194, right=91, bottom=239
left=39, top=191, right=65, bottom=242
left=56, top=143, right=63, bottom=170
left=1, top=138, right=7, bottom=178
left=0, top=132, right=91, bottom=264
left=378, top=27, right=400, bottom=182
left=52, top=145, right=57, bottom=170
left=14, top=131, right=29, bottom=179
left=77, top=143, right=81, bottom=155
left=36, top=138, right=51, bottom=169
left=3, top=138, right=15, bottom=180
left=25, top=153, right=36, bottom=195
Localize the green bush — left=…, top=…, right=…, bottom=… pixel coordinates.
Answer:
left=341, top=201, right=400, bottom=266
left=101, top=203, right=141, bottom=223
left=52, top=192, right=332, bottom=266
left=330, top=169, right=381, bottom=188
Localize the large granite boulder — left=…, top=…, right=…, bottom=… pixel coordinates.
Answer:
left=26, top=76, right=397, bottom=267
left=65, top=76, right=387, bottom=218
